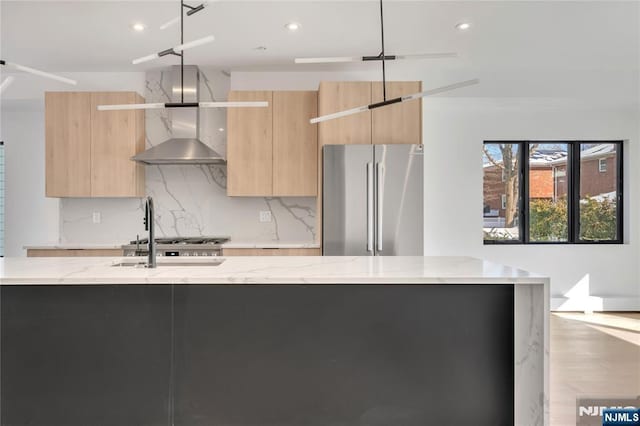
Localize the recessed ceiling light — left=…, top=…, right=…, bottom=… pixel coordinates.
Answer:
left=218, top=128, right=225, bottom=132
left=455, top=22, right=471, bottom=31
left=132, top=22, right=146, bottom=32
left=285, top=22, right=301, bottom=32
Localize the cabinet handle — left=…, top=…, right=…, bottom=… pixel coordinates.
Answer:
left=367, top=162, right=374, bottom=252
left=376, top=162, right=384, bottom=252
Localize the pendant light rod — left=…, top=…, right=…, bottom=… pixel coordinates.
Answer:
left=0, top=60, right=77, bottom=86
left=181, top=0, right=185, bottom=103
left=379, top=0, right=387, bottom=101
left=131, top=0, right=213, bottom=66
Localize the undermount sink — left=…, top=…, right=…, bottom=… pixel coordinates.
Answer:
left=111, top=259, right=226, bottom=268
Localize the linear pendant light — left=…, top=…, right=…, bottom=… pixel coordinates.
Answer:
left=98, top=0, right=267, bottom=111
left=0, top=60, right=78, bottom=90
left=0, top=76, right=15, bottom=94
left=98, top=101, right=268, bottom=111
left=307, top=0, right=479, bottom=123
left=295, top=0, right=458, bottom=66
left=132, top=35, right=215, bottom=65
left=295, top=52, right=458, bottom=64
left=310, top=79, right=479, bottom=124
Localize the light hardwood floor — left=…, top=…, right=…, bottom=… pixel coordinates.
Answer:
left=550, top=312, right=640, bottom=425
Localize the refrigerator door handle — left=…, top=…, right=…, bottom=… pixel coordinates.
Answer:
left=376, top=162, right=384, bottom=252
left=366, top=162, right=374, bottom=252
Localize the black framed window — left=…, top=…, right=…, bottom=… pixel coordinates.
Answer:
left=483, top=141, right=623, bottom=244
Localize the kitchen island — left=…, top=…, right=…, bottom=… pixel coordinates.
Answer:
left=0, top=256, right=548, bottom=426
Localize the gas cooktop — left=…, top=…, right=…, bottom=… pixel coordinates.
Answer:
left=128, top=237, right=230, bottom=245
left=122, top=236, right=230, bottom=257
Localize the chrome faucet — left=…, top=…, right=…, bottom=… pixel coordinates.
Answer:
left=144, top=196, right=157, bottom=268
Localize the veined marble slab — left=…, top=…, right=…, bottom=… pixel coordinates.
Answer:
left=59, top=69, right=317, bottom=246
left=0, top=256, right=547, bottom=286
left=0, top=255, right=549, bottom=425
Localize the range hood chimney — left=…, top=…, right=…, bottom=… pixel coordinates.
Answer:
left=132, top=65, right=226, bottom=165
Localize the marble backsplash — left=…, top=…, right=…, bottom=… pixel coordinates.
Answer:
left=60, top=68, right=317, bottom=244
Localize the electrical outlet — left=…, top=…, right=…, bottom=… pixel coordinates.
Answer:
left=259, top=210, right=272, bottom=223
left=92, top=212, right=101, bottom=224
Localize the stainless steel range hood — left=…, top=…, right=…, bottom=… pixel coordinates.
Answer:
left=133, top=65, right=226, bottom=165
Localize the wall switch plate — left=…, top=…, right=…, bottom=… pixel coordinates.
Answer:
left=92, top=212, right=101, bottom=224
left=259, top=211, right=272, bottom=223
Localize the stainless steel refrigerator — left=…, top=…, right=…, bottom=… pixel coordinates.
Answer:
left=323, top=144, right=424, bottom=256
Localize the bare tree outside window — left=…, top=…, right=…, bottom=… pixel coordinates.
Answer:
left=483, top=144, right=520, bottom=241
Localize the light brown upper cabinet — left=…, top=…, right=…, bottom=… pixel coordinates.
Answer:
left=45, top=92, right=92, bottom=197
left=227, top=90, right=318, bottom=197
left=273, top=91, right=318, bottom=196
left=317, top=82, right=372, bottom=146
left=91, top=93, right=146, bottom=197
left=317, top=81, right=422, bottom=147
left=372, top=81, right=422, bottom=145
left=45, top=91, right=145, bottom=198
left=227, top=91, right=273, bottom=196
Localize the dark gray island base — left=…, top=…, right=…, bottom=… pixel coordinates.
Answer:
left=2, top=284, right=515, bottom=426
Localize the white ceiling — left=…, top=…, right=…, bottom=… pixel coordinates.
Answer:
left=1, top=0, right=638, bottom=73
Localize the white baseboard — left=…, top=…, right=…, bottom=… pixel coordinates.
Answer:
left=551, top=296, right=640, bottom=312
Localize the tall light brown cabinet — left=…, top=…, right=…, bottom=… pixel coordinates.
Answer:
left=45, top=92, right=93, bottom=197
left=45, top=91, right=145, bottom=198
left=316, top=81, right=423, bottom=246
left=227, top=90, right=318, bottom=197
left=226, top=91, right=274, bottom=196
left=272, top=91, right=318, bottom=196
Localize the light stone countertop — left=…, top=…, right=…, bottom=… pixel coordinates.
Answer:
left=0, top=256, right=549, bottom=286
left=24, top=242, right=321, bottom=250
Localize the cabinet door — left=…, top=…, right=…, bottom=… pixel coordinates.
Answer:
left=222, top=248, right=320, bottom=256
left=273, top=91, right=318, bottom=196
left=26, top=249, right=124, bottom=257
left=90, top=92, right=145, bottom=197
left=317, top=82, right=371, bottom=146
left=45, top=92, right=92, bottom=197
left=227, top=91, right=273, bottom=196
left=372, top=81, right=422, bottom=145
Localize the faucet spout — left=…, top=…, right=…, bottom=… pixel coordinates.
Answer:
left=144, top=197, right=157, bottom=268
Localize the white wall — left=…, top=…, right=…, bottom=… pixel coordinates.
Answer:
left=1, top=106, right=60, bottom=257
left=0, top=72, right=146, bottom=256
left=422, top=98, right=639, bottom=310
left=233, top=71, right=640, bottom=310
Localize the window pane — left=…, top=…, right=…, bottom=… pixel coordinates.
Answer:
left=529, top=143, right=569, bottom=242
left=579, top=143, right=619, bottom=241
left=483, top=143, right=520, bottom=241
